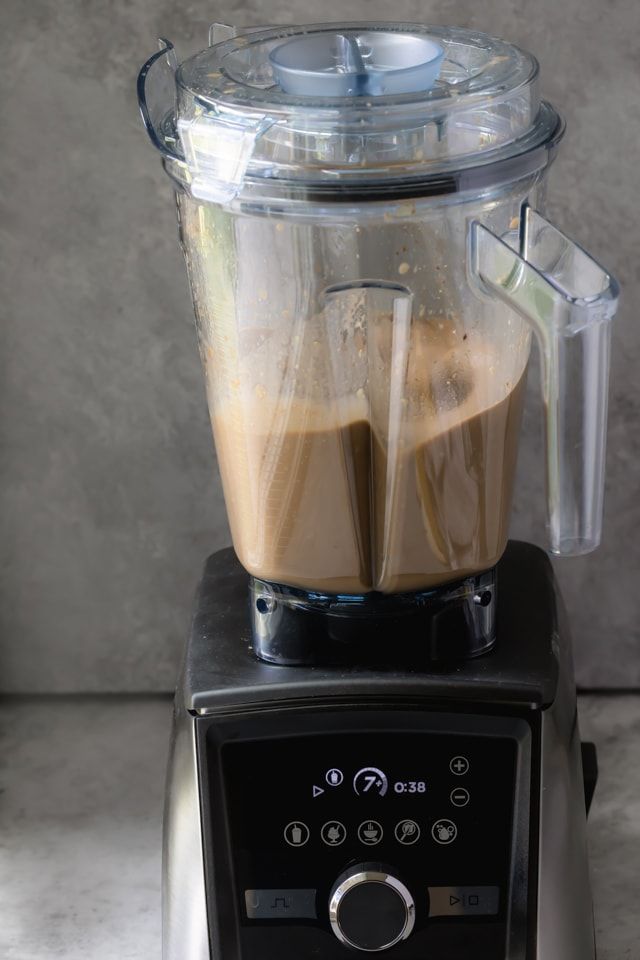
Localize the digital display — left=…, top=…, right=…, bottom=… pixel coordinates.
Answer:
left=323, top=765, right=428, bottom=796
left=352, top=766, right=388, bottom=795
left=220, top=729, right=517, bottom=890
left=393, top=780, right=426, bottom=793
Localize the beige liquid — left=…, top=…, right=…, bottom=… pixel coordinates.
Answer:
left=212, top=337, right=527, bottom=594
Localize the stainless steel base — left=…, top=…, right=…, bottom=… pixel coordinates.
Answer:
left=162, top=696, right=209, bottom=960
left=162, top=704, right=595, bottom=960
left=162, top=544, right=595, bottom=959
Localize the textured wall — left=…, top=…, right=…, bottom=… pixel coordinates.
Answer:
left=1, top=0, right=638, bottom=692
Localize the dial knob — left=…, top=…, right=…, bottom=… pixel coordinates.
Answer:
left=329, top=864, right=415, bottom=952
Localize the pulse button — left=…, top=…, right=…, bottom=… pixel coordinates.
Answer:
left=245, top=888, right=317, bottom=919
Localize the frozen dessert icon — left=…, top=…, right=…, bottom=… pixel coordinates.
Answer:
left=431, top=819, right=458, bottom=845
left=322, top=820, right=347, bottom=846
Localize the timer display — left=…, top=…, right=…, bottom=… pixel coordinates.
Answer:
left=393, top=781, right=427, bottom=794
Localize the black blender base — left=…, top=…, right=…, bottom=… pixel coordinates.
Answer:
left=249, top=568, right=497, bottom=666
left=182, top=540, right=559, bottom=713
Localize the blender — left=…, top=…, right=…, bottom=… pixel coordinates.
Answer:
left=137, top=21, right=618, bottom=960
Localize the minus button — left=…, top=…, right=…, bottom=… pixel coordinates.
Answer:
left=450, top=787, right=470, bottom=807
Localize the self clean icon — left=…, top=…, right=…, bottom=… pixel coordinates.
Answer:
left=431, top=818, right=458, bottom=845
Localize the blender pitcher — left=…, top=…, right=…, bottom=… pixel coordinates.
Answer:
left=138, top=22, right=618, bottom=659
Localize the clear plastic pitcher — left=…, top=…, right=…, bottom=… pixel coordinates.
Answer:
left=138, top=22, right=618, bottom=597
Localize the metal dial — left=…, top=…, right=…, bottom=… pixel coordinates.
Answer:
left=329, top=866, right=415, bottom=952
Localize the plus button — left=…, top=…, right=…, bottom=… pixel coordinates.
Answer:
left=450, top=756, right=470, bottom=776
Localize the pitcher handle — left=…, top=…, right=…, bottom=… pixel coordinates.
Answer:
left=470, top=204, right=619, bottom=556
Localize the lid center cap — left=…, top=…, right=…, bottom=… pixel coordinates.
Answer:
left=269, top=30, right=444, bottom=97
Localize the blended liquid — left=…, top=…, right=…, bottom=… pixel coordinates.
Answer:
left=212, top=339, right=527, bottom=594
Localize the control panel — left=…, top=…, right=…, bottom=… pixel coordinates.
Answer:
left=202, top=716, right=528, bottom=960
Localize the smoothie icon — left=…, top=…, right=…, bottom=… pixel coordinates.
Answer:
left=284, top=821, right=309, bottom=847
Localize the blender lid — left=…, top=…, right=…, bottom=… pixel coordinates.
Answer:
left=140, top=22, right=562, bottom=203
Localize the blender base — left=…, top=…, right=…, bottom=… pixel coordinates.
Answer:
left=249, top=567, right=497, bottom=666
left=164, top=541, right=596, bottom=960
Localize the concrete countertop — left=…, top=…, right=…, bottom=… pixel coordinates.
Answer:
left=0, top=694, right=637, bottom=959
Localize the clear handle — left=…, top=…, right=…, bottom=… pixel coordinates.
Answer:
left=470, top=204, right=619, bottom=556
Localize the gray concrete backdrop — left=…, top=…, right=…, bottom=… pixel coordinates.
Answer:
left=1, top=0, right=638, bottom=692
